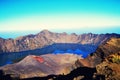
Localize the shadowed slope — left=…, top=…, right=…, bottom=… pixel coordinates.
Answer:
left=0, top=67, right=103, bottom=80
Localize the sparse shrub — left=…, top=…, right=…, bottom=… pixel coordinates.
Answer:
left=112, top=57, right=120, bottom=64
left=111, top=54, right=120, bottom=64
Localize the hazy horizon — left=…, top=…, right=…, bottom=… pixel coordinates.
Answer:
left=0, top=29, right=120, bottom=39
left=0, top=0, right=120, bottom=38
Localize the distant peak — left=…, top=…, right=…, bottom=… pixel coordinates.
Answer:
left=39, top=29, right=52, bottom=34
left=41, top=29, right=50, bottom=32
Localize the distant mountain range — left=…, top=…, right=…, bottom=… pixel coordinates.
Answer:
left=0, top=30, right=120, bottom=53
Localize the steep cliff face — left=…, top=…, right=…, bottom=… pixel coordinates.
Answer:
left=0, top=30, right=119, bottom=53
left=86, top=38, right=120, bottom=67
left=0, top=38, right=5, bottom=53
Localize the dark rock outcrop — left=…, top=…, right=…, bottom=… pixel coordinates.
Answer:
left=0, top=67, right=103, bottom=80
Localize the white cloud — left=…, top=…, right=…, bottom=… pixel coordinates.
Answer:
left=0, top=14, right=120, bottom=32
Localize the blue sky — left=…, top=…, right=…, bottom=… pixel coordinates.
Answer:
left=0, top=0, right=120, bottom=38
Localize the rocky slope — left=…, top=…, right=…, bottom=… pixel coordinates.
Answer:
left=96, top=52, right=120, bottom=80
left=0, top=54, right=82, bottom=79
left=86, top=38, right=120, bottom=67
left=0, top=30, right=119, bottom=53
left=67, top=37, right=120, bottom=68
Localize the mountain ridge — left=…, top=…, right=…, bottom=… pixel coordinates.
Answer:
left=0, top=30, right=120, bottom=53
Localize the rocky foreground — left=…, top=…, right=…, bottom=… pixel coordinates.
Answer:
left=97, top=52, right=120, bottom=80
